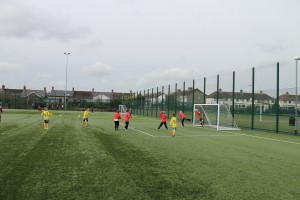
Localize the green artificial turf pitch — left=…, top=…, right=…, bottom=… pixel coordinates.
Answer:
left=1, top=110, right=300, bottom=199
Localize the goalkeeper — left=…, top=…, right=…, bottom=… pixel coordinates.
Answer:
left=194, top=109, right=204, bottom=127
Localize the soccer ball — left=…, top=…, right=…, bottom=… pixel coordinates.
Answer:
left=59, top=115, right=62, bottom=117
left=78, top=115, right=81, bottom=119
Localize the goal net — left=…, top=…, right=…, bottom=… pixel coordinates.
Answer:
left=193, top=104, right=240, bottom=131
left=118, top=105, right=127, bottom=114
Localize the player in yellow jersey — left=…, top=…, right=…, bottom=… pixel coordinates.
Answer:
left=81, top=108, right=90, bottom=126
left=41, top=107, right=52, bottom=129
left=170, top=113, right=177, bottom=137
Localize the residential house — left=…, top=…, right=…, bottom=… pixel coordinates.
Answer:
left=279, top=92, right=297, bottom=110
left=93, top=92, right=111, bottom=103
left=176, top=87, right=205, bottom=105
left=206, top=89, right=275, bottom=111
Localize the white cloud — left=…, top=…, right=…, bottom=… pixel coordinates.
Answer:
left=49, top=81, right=65, bottom=89
left=256, top=40, right=286, bottom=54
left=0, top=1, right=91, bottom=40
left=37, top=73, right=51, bottom=79
left=0, top=62, right=22, bottom=73
left=135, top=67, right=201, bottom=89
left=81, top=63, right=114, bottom=77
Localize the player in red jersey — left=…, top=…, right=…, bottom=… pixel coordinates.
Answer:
left=178, top=110, right=186, bottom=127
left=158, top=111, right=168, bottom=130
left=195, top=109, right=204, bottom=127
left=124, top=109, right=131, bottom=131
left=114, top=110, right=121, bottom=131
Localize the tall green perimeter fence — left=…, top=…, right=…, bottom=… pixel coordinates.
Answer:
left=119, top=61, right=299, bottom=135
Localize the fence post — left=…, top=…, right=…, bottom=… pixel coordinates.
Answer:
left=276, top=62, right=280, bottom=133
left=136, top=90, right=139, bottom=115
left=232, top=71, right=235, bottom=119
left=175, top=83, right=177, bottom=115
left=168, top=85, right=170, bottom=118
left=204, top=77, right=206, bottom=104
left=147, top=89, right=149, bottom=116
left=143, top=90, right=145, bottom=116
left=140, top=91, right=142, bottom=115
left=192, top=79, right=195, bottom=122
left=162, top=86, right=164, bottom=111
left=251, top=67, right=255, bottom=130
left=217, top=75, right=219, bottom=104
left=151, top=88, right=154, bottom=117
left=156, top=87, right=159, bottom=117
left=183, top=81, right=185, bottom=112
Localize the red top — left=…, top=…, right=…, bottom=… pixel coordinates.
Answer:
left=195, top=111, right=202, bottom=119
left=124, top=112, right=131, bottom=122
left=179, top=112, right=186, bottom=119
left=114, top=113, right=121, bottom=120
left=160, top=112, right=167, bottom=122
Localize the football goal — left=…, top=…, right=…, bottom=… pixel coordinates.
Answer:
left=118, top=105, right=128, bottom=114
left=193, top=104, right=240, bottom=131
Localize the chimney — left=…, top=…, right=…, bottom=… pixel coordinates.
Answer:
left=52, top=86, right=54, bottom=92
left=44, top=87, right=46, bottom=92
left=219, top=88, right=222, bottom=93
left=260, top=91, right=263, bottom=95
left=23, top=85, right=26, bottom=90
left=188, top=87, right=192, bottom=91
left=286, top=92, right=289, bottom=95
left=2, top=85, right=5, bottom=90
left=240, top=89, right=243, bottom=94
left=72, top=87, right=74, bottom=92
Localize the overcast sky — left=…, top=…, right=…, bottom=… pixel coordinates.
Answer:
left=0, top=0, right=299, bottom=92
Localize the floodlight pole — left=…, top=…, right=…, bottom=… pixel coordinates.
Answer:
left=64, top=52, right=70, bottom=111
left=295, top=56, right=300, bottom=135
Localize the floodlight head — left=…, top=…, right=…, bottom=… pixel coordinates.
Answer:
left=295, top=56, right=300, bottom=60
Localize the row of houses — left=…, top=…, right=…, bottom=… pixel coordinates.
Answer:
left=0, top=85, right=116, bottom=107
left=157, top=87, right=297, bottom=112
left=0, top=85, right=298, bottom=110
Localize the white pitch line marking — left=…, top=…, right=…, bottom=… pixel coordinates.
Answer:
left=123, top=123, right=300, bottom=145
left=223, top=131, right=300, bottom=145
left=129, top=127, right=155, bottom=137
left=155, top=134, right=243, bottom=138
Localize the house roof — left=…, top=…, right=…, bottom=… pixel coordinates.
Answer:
left=47, top=90, right=74, bottom=97
left=176, top=88, right=204, bottom=96
left=279, top=94, right=296, bottom=101
left=21, top=90, right=46, bottom=98
left=207, top=91, right=274, bottom=101
left=93, top=92, right=112, bottom=98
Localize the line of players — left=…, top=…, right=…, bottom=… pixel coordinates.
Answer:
left=113, top=109, right=204, bottom=137
left=38, top=106, right=203, bottom=135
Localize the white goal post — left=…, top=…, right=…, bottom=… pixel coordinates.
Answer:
left=193, top=104, right=240, bottom=131
left=118, top=105, right=128, bottom=114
